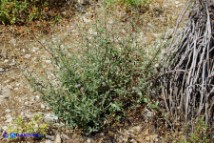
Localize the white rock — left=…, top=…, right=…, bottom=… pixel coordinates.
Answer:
left=82, top=16, right=91, bottom=23
left=1, top=86, right=10, bottom=98
left=5, top=109, right=11, bottom=113
left=24, top=101, right=29, bottom=105
left=2, top=126, right=8, bottom=131
left=9, top=38, right=17, bottom=46
left=61, top=133, right=70, bottom=140
left=45, top=60, right=52, bottom=64
left=9, top=62, right=16, bottom=66
left=0, top=68, right=4, bottom=72
left=32, top=47, right=39, bottom=52
left=41, top=103, right=46, bottom=109
left=5, top=115, right=13, bottom=123
left=87, top=138, right=92, bottom=143
left=108, top=19, right=114, bottom=24
left=24, top=54, right=31, bottom=59
left=20, top=111, right=25, bottom=117
left=46, top=135, right=55, bottom=140
left=32, top=95, right=40, bottom=101
left=4, top=59, right=9, bottom=63
left=44, top=113, right=58, bottom=122
left=45, top=140, right=54, bottom=143
left=54, top=133, right=61, bottom=143
left=175, top=1, right=180, bottom=5
left=24, top=111, right=33, bottom=118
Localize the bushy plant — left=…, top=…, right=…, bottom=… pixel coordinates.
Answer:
left=0, top=0, right=43, bottom=24
left=0, top=0, right=71, bottom=24
left=30, top=22, right=158, bottom=133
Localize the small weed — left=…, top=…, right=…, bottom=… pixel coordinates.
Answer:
left=3, top=114, right=48, bottom=141
left=106, top=0, right=152, bottom=11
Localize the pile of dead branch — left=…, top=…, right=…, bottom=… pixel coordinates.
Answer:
left=159, top=0, right=214, bottom=127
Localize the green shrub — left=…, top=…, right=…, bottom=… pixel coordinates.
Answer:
left=0, top=0, right=70, bottom=24
left=0, top=0, right=43, bottom=24
left=30, top=23, right=157, bottom=133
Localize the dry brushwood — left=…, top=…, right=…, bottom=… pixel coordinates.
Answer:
left=160, top=0, right=214, bottom=126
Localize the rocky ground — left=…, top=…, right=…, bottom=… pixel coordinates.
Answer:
left=0, top=0, right=185, bottom=142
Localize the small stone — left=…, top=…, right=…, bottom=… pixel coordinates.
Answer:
left=175, top=1, right=180, bottom=5
left=82, top=16, right=91, bottom=23
left=1, top=87, right=10, bottom=98
left=4, top=59, right=9, bottom=63
left=142, top=108, right=154, bottom=120
left=61, top=133, right=70, bottom=140
left=24, top=54, right=31, bottom=59
left=32, top=47, right=39, bottom=52
left=24, top=111, right=33, bottom=118
left=2, top=126, right=8, bottom=131
left=9, top=62, right=16, bottom=66
left=9, top=38, right=17, bottom=46
left=45, top=140, right=54, bottom=143
left=5, top=109, right=11, bottom=113
left=129, top=126, right=141, bottom=134
left=0, top=68, right=4, bottom=72
left=46, top=135, right=55, bottom=140
left=44, top=113, right=58, bottom=123
left=54, top=133, right=61, bottom=143
left=41, top=103, right=46, bottom=109
left=86, top=138, right=92, bottom=143
left=20, top=111, right=24, bottom=117
left=5, top=115, right=13, bottom=123
left=32, top=95, right=40, bottom=101
left=45, top=60, right=52, bottom=64
left=24, top=101, right=29, bottom=105
left=108, top=19, right=114, bottom=24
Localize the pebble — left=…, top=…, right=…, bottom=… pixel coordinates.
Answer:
left=142, top=108, right=154, bottom=120
left=32, top=95, right=40, bottom=101
left=45, top=60, right=52, bottom=64
left=46, top=135, right=55, bottom=141
left=5, top=114, right=13, bottom=123
left=9, top=62, right=16, bottom=66
left=54, top=133, right=62, bottom=143
left=9, top=38, right=17, bottom=46
left=41, top=103, right=46, bottom=109
left=87, top=138, right=92, bottom=143
left=2, top=126, right=8, bottom=131
left=4, top=59, right=9, bottom=63
left=45, top=140, right=54, bottom=143
left=82, top=16, right=91, bottom=23
left=0, top=68, right=4, bottom=72
left=24, top=54, right=31, bottom=59
left=61, top=133, right=71, bottom=140
left=5, top=109, right=11, bottom=113
left=1, top=87, right=10, bottom=98
left=24, top=101, right=29, bottom=105
left=32, top=47, right=39, bottom=52
left=44, top=113, right=58, bottom=123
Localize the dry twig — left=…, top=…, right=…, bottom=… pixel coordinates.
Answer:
left=160, top=0, right=214, bottom=126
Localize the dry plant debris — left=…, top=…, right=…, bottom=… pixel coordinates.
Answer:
left=160, top=0, right=214, bottom=126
